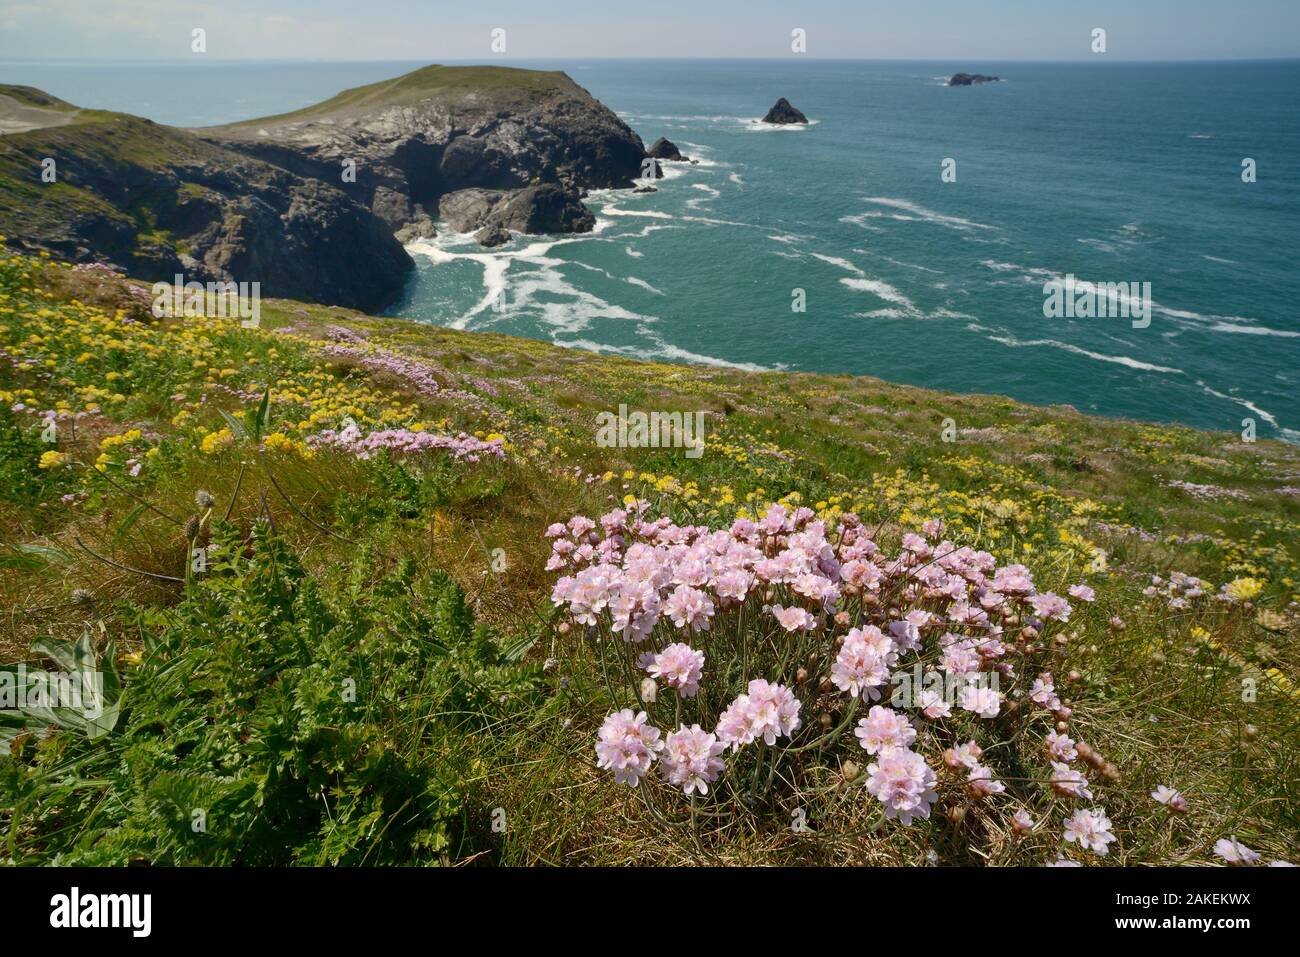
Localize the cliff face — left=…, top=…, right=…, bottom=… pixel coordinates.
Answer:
left=0, top=90, right=413, bottom=312
left=0, top=65, right=649, bottom=304
left=200, top=65, right=649, bottom=244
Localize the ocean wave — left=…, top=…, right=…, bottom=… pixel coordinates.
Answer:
left=1195, top=380, right=1300, bottom=440
left=556, top=328, right=773, bottom=372
left=626, top=276, right=664, bottom=295
left=978, top=259, right=1296, bottom=337
left=810, top=253, right=864, bottom=276
left=744, top=118, right=821, bottom=131
left=981, top=332, right=1184, bottom=374
left=857, top=197, right=997, bottom=231
left=839, top=276, right=917, bottom=311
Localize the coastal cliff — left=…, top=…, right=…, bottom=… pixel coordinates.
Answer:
left=201, top=65, right=648, bottom=246
left=0, top=85, right=411, bottom=311
left=0, top=65, right=653, bottom=305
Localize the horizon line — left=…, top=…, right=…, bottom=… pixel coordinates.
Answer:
left=4, top=55, right=1299, bottom=66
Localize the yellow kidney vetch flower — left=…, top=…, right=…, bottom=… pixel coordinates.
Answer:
left=262, top=432, right=316, bottom=459
left=1224, top=577, right=1264, bottom=602
left=200, top=428, right=235, bottom=455
left=38, top=450, right=71, bottom=469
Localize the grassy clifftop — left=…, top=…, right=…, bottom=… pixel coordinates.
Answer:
left=1, top=244, right=1297, bottom=866
left=215, top=64, right=581, bottom=128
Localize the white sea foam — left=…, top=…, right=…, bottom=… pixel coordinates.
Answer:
left=557, top=330, right=772, bottom=372
left=408, top=234, right=653, bottom=335
left=626, top=276, right=664, bottom=295
left=857, top=197, right=996, bottom=231
left=1195, top=380, right=1300, bottom=440
left=601, top=206, right=675, bottom=220
left=811, top=253, right=864, bottom=276
left=685, top=183, right=722, bottom=210
left=744, top=118, right=820, bottom=131
left=840, top=277, right=917, bottom=310
left=978, top=259, right=1293, bottom=337
left=982, top=333, right=1184, bottom=374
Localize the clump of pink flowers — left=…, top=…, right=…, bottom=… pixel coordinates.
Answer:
left=595, top=709, right=663, bottom=787
left=308, top=422, right=505, bottom=462
left=553, top=502, right=1113, bottom=848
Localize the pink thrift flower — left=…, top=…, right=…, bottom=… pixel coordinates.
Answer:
left=1046, top=731, right=1078, bottom=762
left=595, top=709, right=663, bottom=787
left=831, top=628, right=891, bottom=699
left=1214, top=838, right=1261, bottom=866
left=1063, top=808, right=1117, bottom=856
left=1068, top=584, right=1096, bottom=602
left=771, top=603, right=816, bottom=633
left=664, top=584, right=715, bottom=632
left=864, top=748, right=938, bottom=826
left=917, top=688, right=953, bottom=719
left=958, top=683, right=1001, bottom=718
left=944, top=740, right=984, bottom=770
left=660, top=724, right=726, bottom=795
left=967, top=763, right=1006, bottom=798
left=649, top=642, right=705, bottom=698
left=854, top=705, right=917, bottom=755
left=1151, top=785, right=1187, bottom=813
left=1050, top=761, right=1093, bottom=800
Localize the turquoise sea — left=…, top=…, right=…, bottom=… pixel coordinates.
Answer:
left=5, top=58, right=1298, bottom=439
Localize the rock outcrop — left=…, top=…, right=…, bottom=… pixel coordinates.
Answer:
left=438, top=183, right=594, bottom=239
left=203, top=64, right=646, bottom=248
left=947, top=73, right=1001, bottom=86
left=761, top=98, right=808, bottom=124
left=0, top=88, right=412, bottom=311
left=646, top=136, right=687, bottom=161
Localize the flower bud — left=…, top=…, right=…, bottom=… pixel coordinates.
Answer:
left=640, top=677, right=657, bottom=703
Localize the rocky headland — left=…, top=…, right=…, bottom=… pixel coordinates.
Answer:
left=0, top=65, right=658, bottom=307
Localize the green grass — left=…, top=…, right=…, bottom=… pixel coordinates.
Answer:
left=219, top=64, right=576, bottom=128
left=0, top=246, right=1297, bottom=866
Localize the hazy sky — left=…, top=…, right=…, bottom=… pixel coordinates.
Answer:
left=3, top=0, right=1298, bottom=62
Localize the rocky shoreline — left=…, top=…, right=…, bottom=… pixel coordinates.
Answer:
left=0, top=65, right=660, bottom=308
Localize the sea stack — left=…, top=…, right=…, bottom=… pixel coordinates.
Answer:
left=761, top=97, right=808, bottom=124
left=947, top=73, right=1001, bottom=86
left=646, top=136, right=687, bottom=161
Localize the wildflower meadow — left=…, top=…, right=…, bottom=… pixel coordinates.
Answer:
left=0, top=242, right=1296, bottom=872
